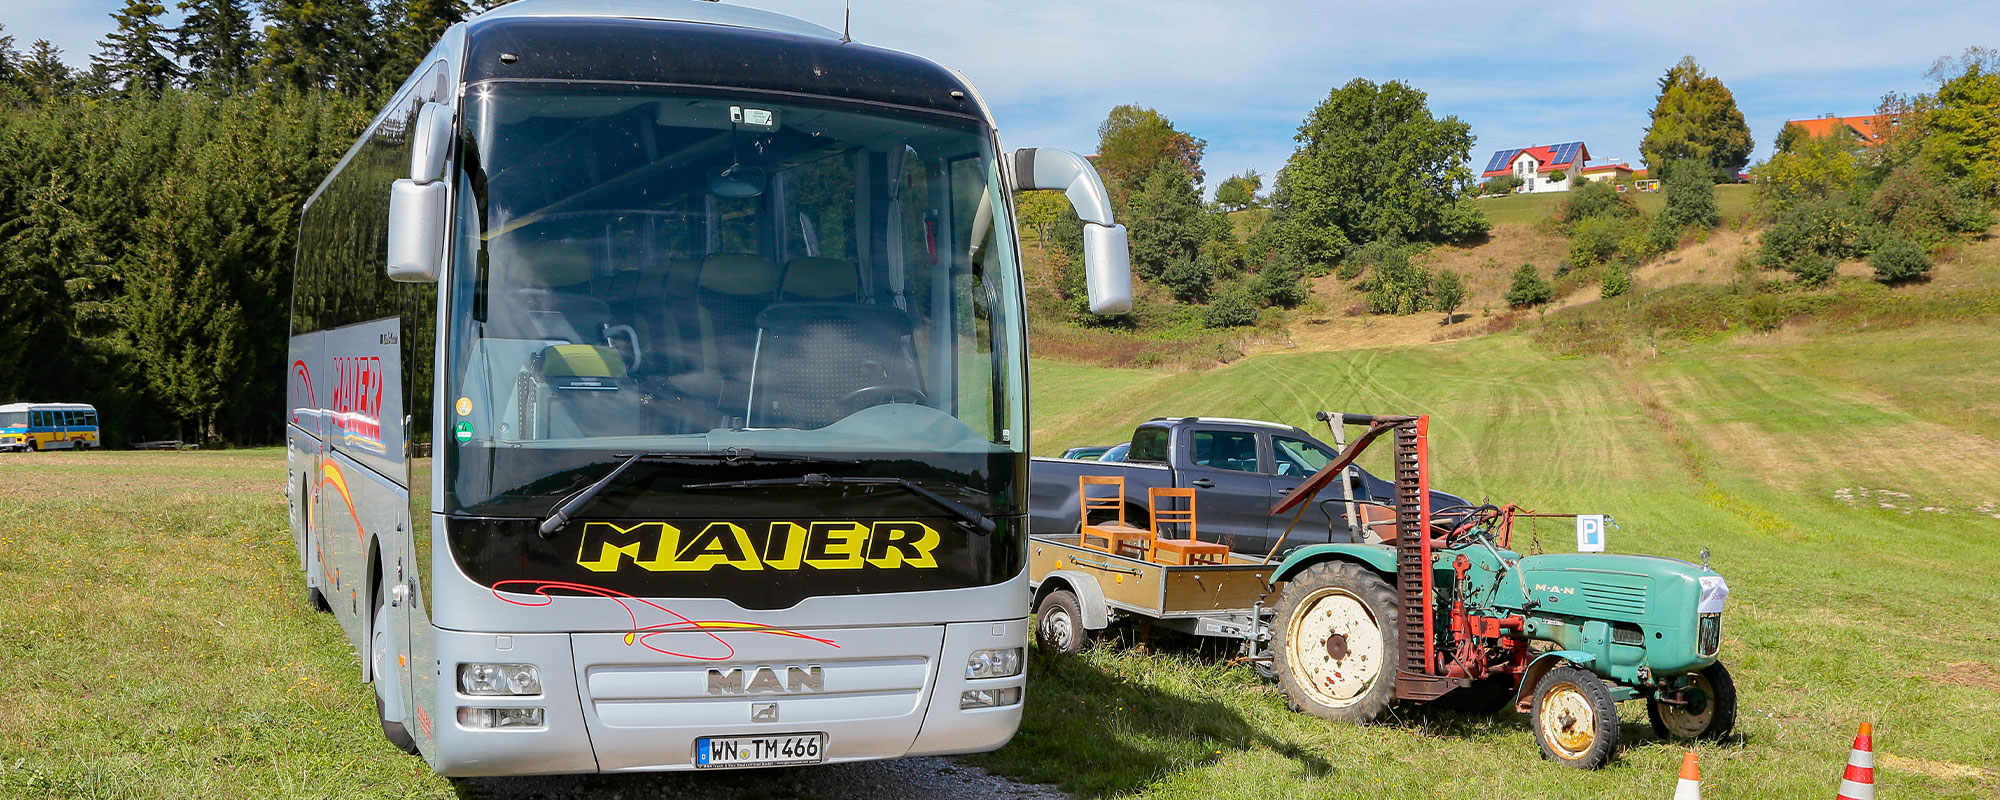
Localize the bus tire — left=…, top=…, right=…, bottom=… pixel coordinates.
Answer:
left=26, top=440, right=37, bottom=452
left=308, top=584, right=332, bottom=613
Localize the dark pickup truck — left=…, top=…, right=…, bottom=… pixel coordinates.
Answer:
left=1028, top=416, right=1467, bottom=559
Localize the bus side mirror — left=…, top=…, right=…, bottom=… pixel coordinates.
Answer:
left=386, top=102, right=455, bottom=283
left=1010, top=147, right=1132, bottom=314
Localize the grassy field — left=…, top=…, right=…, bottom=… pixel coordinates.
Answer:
left=982, top=320, right=2000, bottom=798
left=1476, top=183, right=1758, bottom=228
left=5, top=318, right=1999, bottom=799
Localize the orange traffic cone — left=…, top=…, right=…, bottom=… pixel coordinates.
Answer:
left=1673, top=751, right=1702, bottom=800
left=1835, top=722, right=1875, bottom=800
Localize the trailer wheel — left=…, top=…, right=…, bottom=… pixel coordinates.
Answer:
left=1648, top=661, right=1736, bottom=741
left=1272, top=561, right=1399, bottom=724
left=1530, top=665, right=1621, bottom=768
left=1035, top=588, right=1090, bottom=656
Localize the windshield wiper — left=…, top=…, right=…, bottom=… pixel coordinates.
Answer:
left=537, top=449, right=855, bottom=537
left=683, top=473, right=997, bottom=536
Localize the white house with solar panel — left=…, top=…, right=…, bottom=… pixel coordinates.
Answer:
left=1481, top=141, right=1590, bottom=193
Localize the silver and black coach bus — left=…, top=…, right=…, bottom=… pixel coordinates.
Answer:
left=286, top=0, right=1131, bottom=776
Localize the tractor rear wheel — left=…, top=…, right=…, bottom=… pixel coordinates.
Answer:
left=1648, top=661, right=1737, bottom=741
left=1530, top=665, right=1621, bottom=768
left=1271, top=561, right=1399, bottom=724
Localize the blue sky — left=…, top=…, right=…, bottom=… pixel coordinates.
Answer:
left=7, top=0, right=1996, bottom=195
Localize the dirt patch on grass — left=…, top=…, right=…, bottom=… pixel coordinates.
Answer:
left=1880, top=752, right=1999, bottom=782
left=1931, top=661, right=2000, bottom=692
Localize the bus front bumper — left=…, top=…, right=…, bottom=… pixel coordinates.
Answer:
left=427, top=619, right=1026, bottom=777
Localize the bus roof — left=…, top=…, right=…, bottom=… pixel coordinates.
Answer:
left=0, top=403, right=96, bottom=412
left=468, top=0, right=841, bottom=41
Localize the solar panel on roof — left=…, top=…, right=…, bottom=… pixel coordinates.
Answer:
left=1484, top=148, right=1523, bottom=174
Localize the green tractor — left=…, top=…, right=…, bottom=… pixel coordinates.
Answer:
left=1265, top=413, right=1735, bottom=768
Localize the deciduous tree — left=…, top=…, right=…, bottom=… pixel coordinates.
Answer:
left=1095, top=104, right=1205, bottom=213
left=1270, top=77, right=1480, bottom=271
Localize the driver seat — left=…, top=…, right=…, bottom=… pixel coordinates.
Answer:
left=745, top=302, right=920, bottom=428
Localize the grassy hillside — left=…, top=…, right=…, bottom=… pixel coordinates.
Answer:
left=986, top=320, right=2000, bottom=798
left=1476, top=183, right=1759, bottom=228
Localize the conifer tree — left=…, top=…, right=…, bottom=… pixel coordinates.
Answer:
left=258, top=0, right=382, bottom=93
left=92, top=0, right=182, bottom=97
left=178, top=0, right=258, bottom=90
left=1126, top=160, right=1205, bottom=281
left=379, top=0, right=469, bottom=87
left=19, top=40, right=75, bottom=101
left=1640, top=55, right=1753, bottom=183
left=0, top=24, right=19, bottom=87
left=0, top=172, right=100, bottom=401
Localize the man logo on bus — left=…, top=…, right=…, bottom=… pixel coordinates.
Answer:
left=576, top=520, right=941, bottom=572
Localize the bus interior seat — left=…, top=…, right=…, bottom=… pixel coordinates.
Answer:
left=491, top=240, right=613, bottom=345
left=746, top=301, right=920, bottom=429
left=672, top=253, right=778, bottom=422
left=778, top=257, right=861, bottom=303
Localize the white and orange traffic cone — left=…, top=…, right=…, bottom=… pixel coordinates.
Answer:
left=1835, top=722, right=1875, bottom=800
left=1673, top=751, right=1702, bottom=800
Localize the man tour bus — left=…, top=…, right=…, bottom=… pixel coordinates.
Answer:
left=0, top=403, right=100, bottom=451
left=286, top=0, right=1132, bottom=776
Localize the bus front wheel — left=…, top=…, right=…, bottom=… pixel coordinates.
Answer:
left=372, top=586, right=418, bottom=755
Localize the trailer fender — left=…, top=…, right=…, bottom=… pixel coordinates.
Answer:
left=1036, top=570, right=1112, bottom=630
left=1268, top=543, right=1398, bottom=585
left=1513, top=650, right=1597, bottom=712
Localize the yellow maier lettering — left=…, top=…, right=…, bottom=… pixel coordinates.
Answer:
left=864, top=521, right=941, bottom=568
left=802, top=521, right=867, bottom=569
left=672, top=522, right=762, bottom=571
left=763, top=522, right=808, bottom=569
left=577, top=522, right=678, bottom=572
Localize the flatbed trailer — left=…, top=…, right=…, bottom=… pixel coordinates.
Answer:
left=1028, top=534, right=1277, bottom=655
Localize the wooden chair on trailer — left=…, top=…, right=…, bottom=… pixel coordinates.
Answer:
left=1146, top=487, right=1229, bottom=565
left=1078, top=475, right=1151, bottom=558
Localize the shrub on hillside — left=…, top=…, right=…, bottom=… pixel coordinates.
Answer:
left=1160, top=253, right=1216, bottom=302
left=1567, top=215, right=1636, bottom=272
left=1431, top=268, right=1467, bottom=323
left=1203, top=287, right=1259, bottom=328
left=1366, top=256, right=1433, bottom=315
left=1758, top=200, right=1874, bottom=271
left=1336, top=239, right=1408, bottom=281
left=1433, top=198, right=1492, bottom=241
left=1785, top=253, right=1839, bottom=287
left=1504, top=263, right=1553, bottom=308
left=1249, top=254, right=1310, bottom=308
left=1601, top=259, right=1633, bottom=298
left=1660, top=157, right=1721, bottom=230
left=1868, top=236, right=1932, bottom=284
left=1481, top=174, right=1523, bottom=195
left=1555, top=179, right=1638, bottom=228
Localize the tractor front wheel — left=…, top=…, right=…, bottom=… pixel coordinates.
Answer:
left=1530, top=665, right=1621, bottom=768
left=1648, top=661, right=1737, bottom=741
left=1271, top=561, right=1399, bottom=724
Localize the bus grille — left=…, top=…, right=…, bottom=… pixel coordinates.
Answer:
left=1697, top=613, right=1722, bottom=657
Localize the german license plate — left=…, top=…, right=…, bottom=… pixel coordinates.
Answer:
left=693, top=733, right=826, bottom=768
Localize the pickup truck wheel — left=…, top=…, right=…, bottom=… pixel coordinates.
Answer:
left=1034, top=589, right=1090, bottom=656
left=1648, top=661, right=1736, bottom=741
left=1272, top=561, right=1398, bottom=724
left=1531, top=665, right=1621, bottom=768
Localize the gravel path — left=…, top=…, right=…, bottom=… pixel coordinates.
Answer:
left=457, top=756, right=1069, bottom=800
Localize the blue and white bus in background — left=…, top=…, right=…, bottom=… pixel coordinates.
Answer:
left=285, top=0, right=1132, bottom=777
left=0, top=403, right=101, bottom=452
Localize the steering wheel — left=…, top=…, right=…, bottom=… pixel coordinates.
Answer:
left=839, top=384, right=929, bottom=412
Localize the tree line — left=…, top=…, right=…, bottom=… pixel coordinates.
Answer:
left=0, top=1, right=505, bottom=444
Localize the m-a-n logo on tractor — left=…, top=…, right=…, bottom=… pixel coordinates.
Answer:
left=576, top=520, right=941, bottom=572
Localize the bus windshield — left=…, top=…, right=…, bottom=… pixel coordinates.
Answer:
left=445, top=84, right=1024, bottom=515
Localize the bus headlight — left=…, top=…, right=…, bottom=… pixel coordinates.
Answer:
left=960, top=687, right=1022, bottom=709
left=457, top=707, right=545, bottom=729
left=965, top=648, right=1022, bottom=680
left=459, top=663, right=541, bottom=696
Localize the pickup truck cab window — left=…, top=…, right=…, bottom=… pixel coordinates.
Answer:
left=1192, top=430, right=1260, bottom=473
left=1272, top=436, right=1335, bottom=477
left=1127, top=426, right=1169, bottom=463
